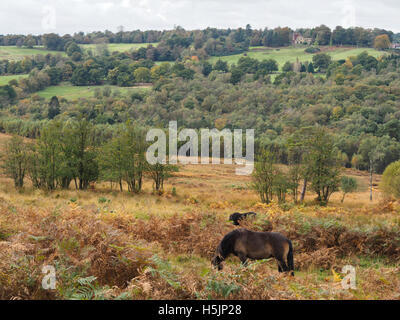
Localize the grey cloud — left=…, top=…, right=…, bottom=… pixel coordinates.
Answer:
left=0, top=0, right=399, bottom=35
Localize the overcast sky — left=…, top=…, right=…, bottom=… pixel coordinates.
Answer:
left=0, top=0, right=399, bottom=35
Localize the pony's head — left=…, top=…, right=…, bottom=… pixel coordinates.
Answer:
left=211, top=244, right=224, bottom=270
left=211, top=254, right=224, bottom=270
left=229, top=213, right=242, bottom=226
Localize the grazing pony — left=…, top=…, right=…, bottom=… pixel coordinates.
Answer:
left=211, top=229, right=294, bottom=276
left=229, top=212, right=257, bottom=226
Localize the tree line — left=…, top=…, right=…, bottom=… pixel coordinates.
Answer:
left=2, top=122, right=361, bottom=205
left=252, top=127, right=357, bottom=205
left=0, top=120, right=178, bottom=194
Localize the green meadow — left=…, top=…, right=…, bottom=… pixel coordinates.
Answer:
left=0, top=74, right=29, bottom=85
left=0, top=43, right=158, bottom=61
left=0, top=46, right=66, bottom=60
left=208, top=46, right=387, bottom=70
left=80, top=42, right=158, bottom=53
left=35, top=82, right=151, bottom=100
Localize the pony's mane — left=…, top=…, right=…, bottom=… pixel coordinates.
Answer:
left=217, top=229, right=242, bottom=259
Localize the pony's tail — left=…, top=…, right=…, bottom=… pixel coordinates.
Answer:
left=287, top=240, right=294, bottom=276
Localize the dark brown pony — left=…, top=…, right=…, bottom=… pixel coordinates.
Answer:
left=229, top=212, right=257, bottom=226
left=211, top=229, right=294, bottom=275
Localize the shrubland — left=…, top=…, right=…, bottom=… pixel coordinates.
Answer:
left=0, top=141, right=399, bottom=300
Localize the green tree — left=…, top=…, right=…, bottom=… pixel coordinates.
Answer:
left=230, top=66, right=244, bottom=84
left=122, top=125, right=148, bottom=193
left=24, top=35, right=36, bottom=49
left=214, top=60, right=229, bottom=72
left=64, top=119, right=99, bottom=190
left=307, top=62, right=315, bottom=73
left=1, top=135, right=29, bottom=188
left=99, top=124, right=148, bottom=193
left=312, top=53, right=332, bottom=72
left=282, top=61, right=293, bottom=72
left=305, top=128, right=341, bottom=204
left=66, top=42, right=82, bottom=57
left=340, top=176, right=358, bottom=203
left=48, top=96, right=61, bottom=119
left=251, top=150, right=275, bottom=204
left=98, top=130, right=126, bottom=191
left=30, top=121, right=65, bottom=190
left=134, top=67, right=151, bottom=83
left=272, top=168, right=290, bottom=203
left=147, top=163, right=179, bottom=195
left=202, top=61, right=213, bottom=76
left=42, top=33, right=64, bottom=51
left=287, top=127, right=315, bottom=203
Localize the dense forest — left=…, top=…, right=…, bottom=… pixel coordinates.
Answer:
left=1, top=51, right=400, bottom=175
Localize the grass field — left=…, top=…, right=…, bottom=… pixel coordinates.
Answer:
left=35, top=82, right=151, bottom=100
left=80, top=43, right=158, bottom=53
left=0, top=46, right=66, bottom=60
left=208, top=46, right=387, bottom=70
left=0, top=43, right=158, bottom=61
left=0, top=74, right=28, bottom=85
left=0, top=132, right=399, bottom=300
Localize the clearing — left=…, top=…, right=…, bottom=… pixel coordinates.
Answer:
left=80, top=43, right=158, bottom=53
left=35, top=82, right=151, bottom=100
left=0, top=74, right=29, bottom=85
left=0, top=46, right=66, bottom=60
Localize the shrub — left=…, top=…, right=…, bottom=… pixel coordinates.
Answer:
left=305, top=46, right=321, bottom=54
left=381, top=161, right=400, bottom=198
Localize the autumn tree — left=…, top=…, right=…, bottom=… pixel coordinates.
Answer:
left=374, top=34, right=391, bottom=50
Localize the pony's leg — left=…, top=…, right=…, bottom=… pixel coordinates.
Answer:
left=237, top=253, right=248, bottom=267
left=277, top=257, right=289, bottom=272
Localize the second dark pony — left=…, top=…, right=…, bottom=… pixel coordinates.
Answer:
left=229, top=212, right=257, bottom=225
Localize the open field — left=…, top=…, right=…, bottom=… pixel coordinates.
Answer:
left=0, top=43, right=158, bottom=61
left=80, top=43, right=158, bottom=53
left=208, top=46, right=387, bottom=70
left=35, top=82, right=151, bottom=100
left=0, top=46, right=66, bottom=60
left=0, top=74, right=28, bottom=85
left=0, top=133, right=399, bottom=300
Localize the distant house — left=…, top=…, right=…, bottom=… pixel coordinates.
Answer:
left=391, top=43, right=400, bottom=49
left=292, top=32, right=304, bottom=45
left=292, top=33, right=312, bottom=45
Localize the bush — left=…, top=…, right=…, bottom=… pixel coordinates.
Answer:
left=305, top=46, right=321, bottom=54
left=381, top=161, right=400, bottom=198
